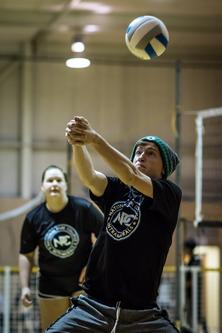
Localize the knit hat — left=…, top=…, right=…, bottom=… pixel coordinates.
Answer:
left=130, top=135, right=179, bottom=178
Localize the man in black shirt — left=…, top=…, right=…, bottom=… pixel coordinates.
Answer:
left=46, top=116, right=182, bottom=333
left=19, top=165, right=103, bottom=330
left=183, top=239, right=208, bottom=333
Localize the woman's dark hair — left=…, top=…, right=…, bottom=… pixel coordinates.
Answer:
left=41, top=165, right=68, bottom=183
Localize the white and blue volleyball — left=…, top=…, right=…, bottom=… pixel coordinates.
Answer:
left=125, top=16, right=169, bottom=60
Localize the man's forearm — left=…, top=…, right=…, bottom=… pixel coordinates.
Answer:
left=66, top=116, right=138, bottom=188
left=91, top=133, right=137, bottom=185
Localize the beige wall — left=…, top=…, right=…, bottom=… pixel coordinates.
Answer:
left=2, top=61, right=222, bottom=197
left=0, top=60, right=222, bottom=265
left=0, top=198, right=26, bottom=266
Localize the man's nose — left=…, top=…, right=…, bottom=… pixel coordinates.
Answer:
left=138, top=152, right=145, bottom=160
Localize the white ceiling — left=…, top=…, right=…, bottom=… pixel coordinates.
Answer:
left=0, top=0, right=222, bottom=62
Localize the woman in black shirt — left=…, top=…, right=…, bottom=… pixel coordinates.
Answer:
left=19, top=165, right=103, bottom=330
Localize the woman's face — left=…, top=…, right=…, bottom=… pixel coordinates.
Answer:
left=41, top=168, right=67, bottom=199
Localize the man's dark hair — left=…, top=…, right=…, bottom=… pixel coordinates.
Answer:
left=41, top=165, right=68, bottom=183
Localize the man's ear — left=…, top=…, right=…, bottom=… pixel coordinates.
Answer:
left=161, top=169, right=165, bottom=178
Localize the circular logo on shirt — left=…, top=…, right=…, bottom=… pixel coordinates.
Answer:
left=44, top=224, right=79, bottom=258
left=106, top=199, right=141, bottom=241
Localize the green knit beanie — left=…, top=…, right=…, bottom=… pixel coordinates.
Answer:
left=130, top=135, right=179, bottom=178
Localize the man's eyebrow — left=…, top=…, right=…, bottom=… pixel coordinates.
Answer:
left=136, top=144, right=158, bottom=152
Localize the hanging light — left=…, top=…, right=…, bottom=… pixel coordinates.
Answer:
left=66, top=57, right=91, bottom=68
left=71, top=38, right=85, bottom=52
left=66, top=36, right=91, bottom=69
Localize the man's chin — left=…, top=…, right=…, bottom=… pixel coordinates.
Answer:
left=137, top=166, right=152, bottom=177
left=137, top=165, right=147, bottom=173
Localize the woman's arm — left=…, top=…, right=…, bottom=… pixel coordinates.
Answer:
left=19, top=252, right=35, bottom=307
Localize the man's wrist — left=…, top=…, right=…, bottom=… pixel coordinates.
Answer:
left=92, top=132, right=101, bottom=145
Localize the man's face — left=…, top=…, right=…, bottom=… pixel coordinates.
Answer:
left=41, top=168, right=67, bottom=199
left=133, top=142, right=164, bottom=179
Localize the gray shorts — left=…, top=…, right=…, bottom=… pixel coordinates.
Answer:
left=45, top=294, right=180, bottom=333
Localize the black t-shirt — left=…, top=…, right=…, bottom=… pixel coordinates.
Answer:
left=83, top=177, right=182, bottom=309
left=20, top=196, right=103, bottom=295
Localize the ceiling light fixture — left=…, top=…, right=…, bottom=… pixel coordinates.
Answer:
left=69, top=1, right=111, bottom=14
left=71, top=38, right=85, bottom=52
left=66, top=57, right=91, bottom=69
left=83, top=24, right=100, bottom=33
left=66, top=36, right=91, bottom=69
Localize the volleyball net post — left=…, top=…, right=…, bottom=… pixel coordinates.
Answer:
left=194, top=107, right=222, bottom=227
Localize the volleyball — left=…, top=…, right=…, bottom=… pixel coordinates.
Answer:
left=125, top=15, right=169, bottom=60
